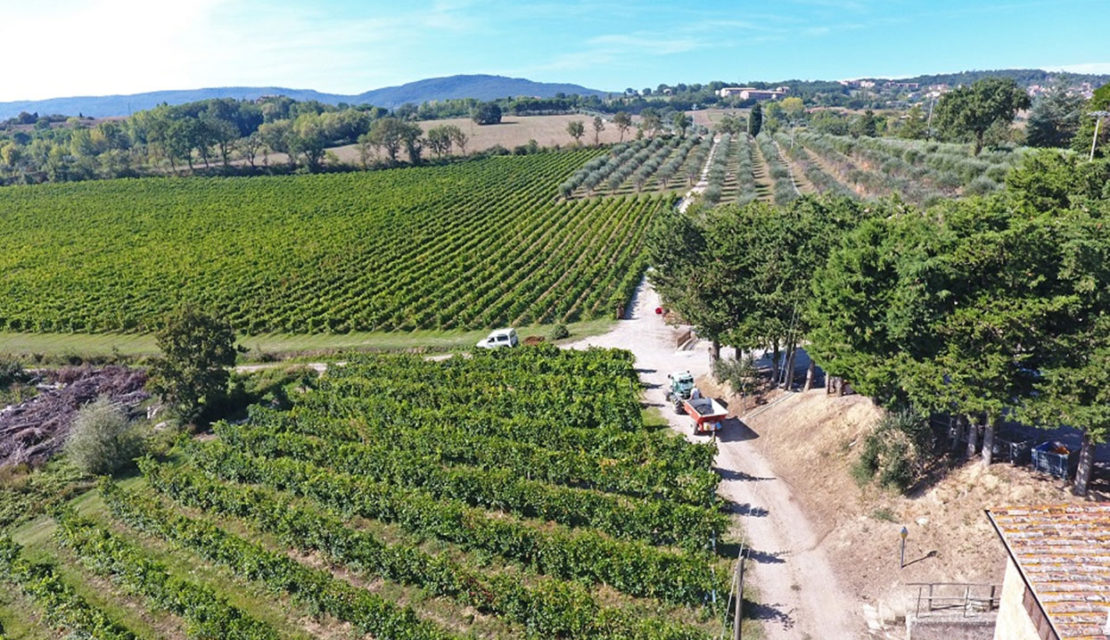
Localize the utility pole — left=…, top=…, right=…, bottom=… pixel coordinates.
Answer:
left=732, top=545, right=747, bottom=640
left=1088, top=111, right=1110, bottom=161
left=925, top=97, right=937, bottom=141
left=900, top=526, right=909, bottom=569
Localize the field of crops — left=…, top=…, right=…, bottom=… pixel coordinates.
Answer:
left=0, top=347, right=738, bottom=639
left=0, top=150, right=667, bottom=334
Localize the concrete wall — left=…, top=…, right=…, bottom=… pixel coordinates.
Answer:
left=993, top=558, right=1041, bottom=640
left=906, top=616, right=995, bottom=640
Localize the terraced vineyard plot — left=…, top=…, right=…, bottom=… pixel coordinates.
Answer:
left=0, top=150, right=666, bottom=334
left=2, top=347, right=737, bottom=639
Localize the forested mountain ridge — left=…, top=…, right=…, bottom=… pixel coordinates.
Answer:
left=0, top=75, right=609, bottom=120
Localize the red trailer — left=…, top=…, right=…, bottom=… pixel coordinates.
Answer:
left=682, top=396, right=727, bottom=434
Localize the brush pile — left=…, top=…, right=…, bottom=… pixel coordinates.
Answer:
left=0, top=366, right=148, bottom=468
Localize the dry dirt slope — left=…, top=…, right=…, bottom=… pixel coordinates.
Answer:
left=707, top=384, right=1100, bottom=627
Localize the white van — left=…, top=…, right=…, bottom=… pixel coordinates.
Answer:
left=476, top=328, right=519, bottom=349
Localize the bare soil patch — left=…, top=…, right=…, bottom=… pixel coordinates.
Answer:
left=699, top=382, right=1106, bottom=627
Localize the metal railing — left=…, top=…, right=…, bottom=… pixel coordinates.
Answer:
left=908, top=582, right=1001, bottom=617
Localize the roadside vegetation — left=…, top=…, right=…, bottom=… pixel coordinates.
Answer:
left=650, top=149, right=1110, bottom=496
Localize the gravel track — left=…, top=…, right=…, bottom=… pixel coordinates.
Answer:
left=567, top=279, right=865, bottom=639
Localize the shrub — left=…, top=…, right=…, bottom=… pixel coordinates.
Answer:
left=65, top=397, right=144, bottom=475
left=0, top=356, right=26, bottom=387
left=964, top=176, right=998, bottom=196
left=851, top=411, right=935, bottom=491
left=712, top=355, right=759, bottom=398
left=549, top=324, right=570, bottom=340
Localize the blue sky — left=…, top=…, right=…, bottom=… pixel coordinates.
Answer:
left=0, top=0, right=1107, bottom=100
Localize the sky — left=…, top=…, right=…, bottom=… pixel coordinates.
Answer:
left=0, top=0, right=1107, bottom=101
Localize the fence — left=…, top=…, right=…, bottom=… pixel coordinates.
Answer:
left=909, top=583, right=1001, bottom=618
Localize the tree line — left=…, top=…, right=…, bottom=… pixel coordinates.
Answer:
left=0, top=96, right=487, bottom=186
left=649, top=150, right=1110, bottom=495
left=751, top=78, right=1109, bottom=158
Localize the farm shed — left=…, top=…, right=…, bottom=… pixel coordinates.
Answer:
left=985, top=504, right=1110, bottom=640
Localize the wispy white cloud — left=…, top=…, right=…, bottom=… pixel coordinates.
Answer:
left=533, top=28, right=718, bottom=73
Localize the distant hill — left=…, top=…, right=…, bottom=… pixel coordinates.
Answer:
left=0, top=74, right=611, bottom=119
left=883, top=68, right=1110, bottom=87
left=352, top=75, right=609, bottom=109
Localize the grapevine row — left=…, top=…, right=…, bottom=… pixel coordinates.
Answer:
left=53, top=509, right=281, bottom=640
left=214, top=422, right=727, bottom=546
left=189, top=441, right=725, bottom=605
left=97, top=480, right=461, bottom=640
left=0, top=536, right=137, bottom=640
left=135, top=465, right=713, bottom=640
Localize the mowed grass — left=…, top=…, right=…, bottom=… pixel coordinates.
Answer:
left=0, top=317, right=616, bottom=359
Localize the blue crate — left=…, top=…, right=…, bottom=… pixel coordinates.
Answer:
left=1031, top=441, right=1077, bottom=479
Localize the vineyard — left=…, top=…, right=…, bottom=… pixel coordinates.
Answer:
left=0, top=347, right=738, bottom=639
left=0, top=149, right=667, bottom=334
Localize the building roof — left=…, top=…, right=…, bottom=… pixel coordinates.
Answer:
left=986, top=504, right=1110, bottom=640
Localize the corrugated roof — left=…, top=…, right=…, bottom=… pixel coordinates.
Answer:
left=986, top=503, right=1110, bottom=640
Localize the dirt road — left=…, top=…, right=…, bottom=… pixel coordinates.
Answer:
left=567, top=280, right=864, bottom=639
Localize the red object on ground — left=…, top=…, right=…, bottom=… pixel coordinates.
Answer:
left=655, top=306, right=663, bottom=315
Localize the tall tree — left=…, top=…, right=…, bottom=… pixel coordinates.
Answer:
left=449, top=126, right=469, bottom=156
left=646, top=210, right=730, bottom=362
left=236, top=132, right=263, bottom=169
left=471, top=102, right=502, bottom=125
left=567, top=120, right=585, bottom=145
left=613, top=111, right=632, bottom=141
left=933, top=77, right=1030, bottom=155
left=851, top=109, right=878, bottom=138
left=365, top=117, right=418, bottom=165
left=1071, top=82, right=1110, bottom=158
left=1025, top=81, right=1084, bottom=148
left=780, top=97, right=806, bottom=126
left=1013, top=152, right=1110, bottom=492
left=898, top=105, right=928, bottom=140
left=166, top=119, right=196, bottom=171
left=672, top=112, right=692, bottom=138
left=641, top=109, right=662, bottom=138
left=747, top=103, right=763, bottom=137
left=425, top=125, right=455, bottom=157
left=148, top=307, right=240, bottom=425
left=203, top=115, right=239, bottom=168
left=592, top=116, right=605, bottom=145
left=289, top=113, right=329, bottom=171
left=258, top=120, right=294, bottom=167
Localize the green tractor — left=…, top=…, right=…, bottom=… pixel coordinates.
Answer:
left=665, top=371, right=695, bottom=413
